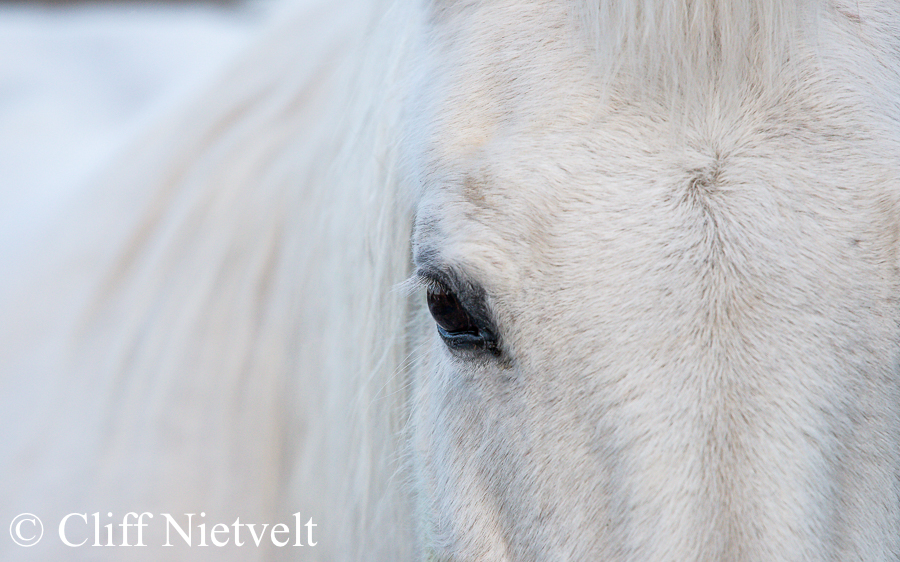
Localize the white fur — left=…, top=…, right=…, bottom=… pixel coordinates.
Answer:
left=2, top=0, right=900, bottom=560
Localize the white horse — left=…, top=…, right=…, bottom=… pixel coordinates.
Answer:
left=2, top=0, right=899, bottom=560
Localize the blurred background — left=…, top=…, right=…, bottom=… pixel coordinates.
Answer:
left=0, top=0, right=287, bottom=239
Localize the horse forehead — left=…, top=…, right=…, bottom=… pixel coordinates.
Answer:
left=416, top=110, right=734, bottom=264
left=413, top=0, right=899, bottom=282
left=416, top=104, right=896, bottom=317
left=415, top=5, right=743, bottom=254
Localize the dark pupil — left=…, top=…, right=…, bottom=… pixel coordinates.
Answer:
left=426, top=286, right=479, bottom=336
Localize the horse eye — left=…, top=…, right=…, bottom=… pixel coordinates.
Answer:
left=425, top=282, right=499, bottom=355
left=426, top=284, right=479, bottom=337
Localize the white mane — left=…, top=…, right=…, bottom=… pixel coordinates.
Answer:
left=578, top=0, right=812, bottom=98
left=3, top=0, right=418, bottom=558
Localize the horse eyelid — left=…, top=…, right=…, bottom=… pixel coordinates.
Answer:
left=415, top=267, right=467, bottom=299
left=415, top=268, right=485, bottom=313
